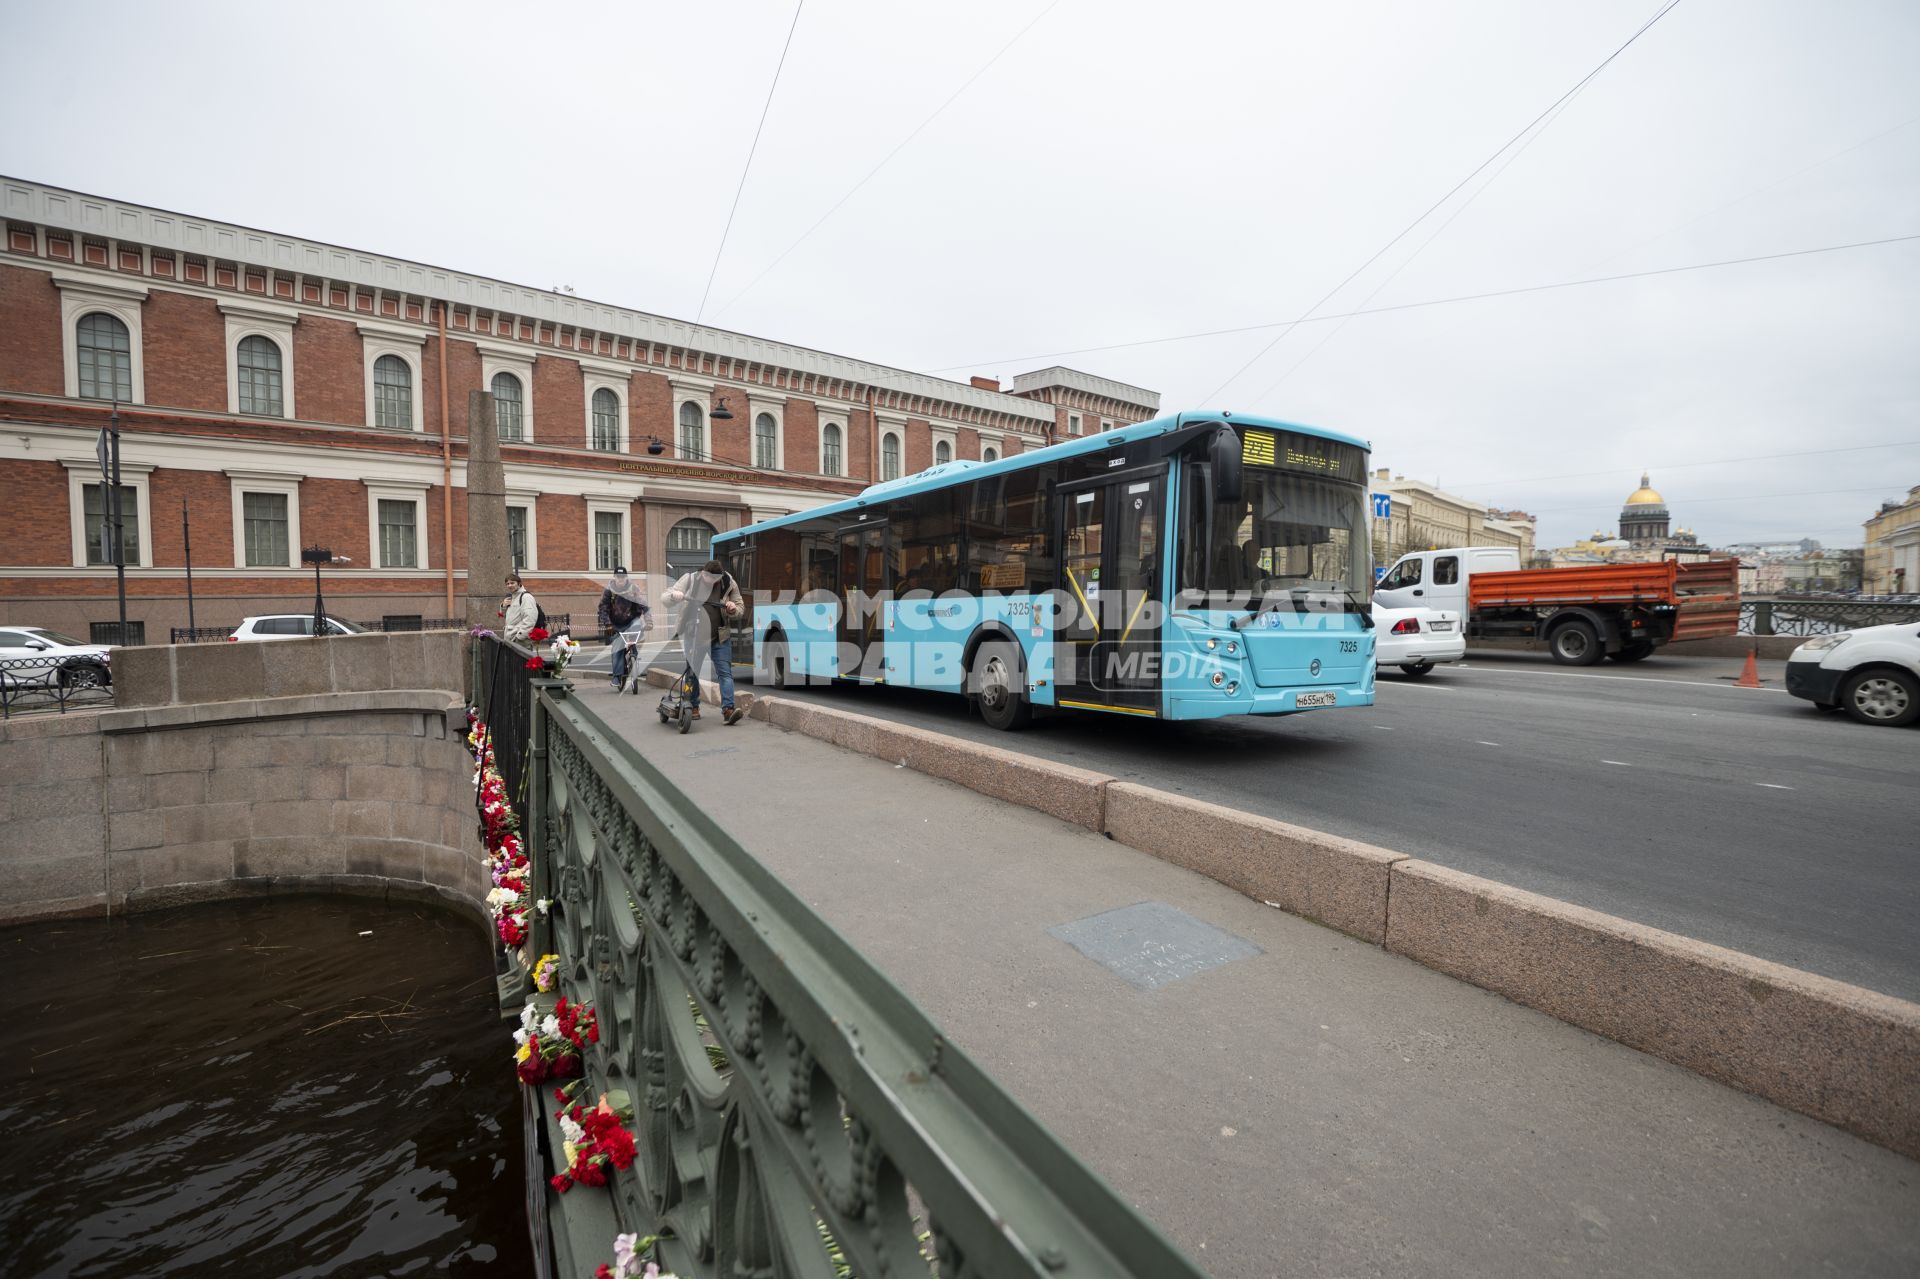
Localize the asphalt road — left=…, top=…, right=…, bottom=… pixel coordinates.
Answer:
left=743, top=650, right=1920, bottom=1001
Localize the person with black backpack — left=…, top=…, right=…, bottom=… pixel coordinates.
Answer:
left=597, top=566, right=651, bottom=690
left=502, top=571, right=541, bottom=643
left=662, top=558, right=745, bottom=725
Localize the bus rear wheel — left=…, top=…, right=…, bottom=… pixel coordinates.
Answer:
left=972, top=641, right=1031, bottom=731
left=764, top=637, right=792, bottom=689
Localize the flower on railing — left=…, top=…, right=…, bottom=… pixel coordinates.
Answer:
left=525, top=656, right=546, bottom=671
left=528, top=626, right=550, bottom=643
left=467, top=715, right=532, bottom=954
left=513, top=996, right=596, bottom=1085
left=595, top=1232, right=673, bottom=1279
left=469, top=626, right=497, bottom=639
left=549, top=634, right=580, bottom=674
left=548, top=1088, right=637, bottom=1193
left=532, top=953, right=561, bottom=992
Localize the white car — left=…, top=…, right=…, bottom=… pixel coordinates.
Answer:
left=1372, top=605, right=1465, bottom=677
left=228, top=614, right=368, bottom=641
left=1785, top=622, right=1920, bottom=727
left=0, top=626, right=114, bottom=688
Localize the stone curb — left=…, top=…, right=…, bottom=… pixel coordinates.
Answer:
left=738, top=691, right=1920, bottom=1160
left=1104, top=783, right=1399, bottom=943
left=1385, top=859, right=1920, bottom=1160
left=98, top=688, right=462, bottom=733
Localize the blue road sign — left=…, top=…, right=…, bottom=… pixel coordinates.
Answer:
left=1371, top=493, right=1392, bottom=520
left=1375, top=565, right=1387, bottom=582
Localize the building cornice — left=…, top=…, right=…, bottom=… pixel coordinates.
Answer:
left=3, top=175, right=1060, bottom=425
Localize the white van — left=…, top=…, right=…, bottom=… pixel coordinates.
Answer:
left=1373, top=547, right=1521, bottom=615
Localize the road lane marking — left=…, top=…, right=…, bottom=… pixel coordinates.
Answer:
left=1601, top=759, right=1632, bottom=766
left=1452, top=667, right=1789, bottom=693
left=1755, top=782, right=1795, bottom=790
left=1477, top=741, right=1502, bottom=747
left=1371, top=725, right=1394, bottom=731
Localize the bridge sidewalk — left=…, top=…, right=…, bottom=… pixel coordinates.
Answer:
left=586, top=684, right=1918, bottom=1279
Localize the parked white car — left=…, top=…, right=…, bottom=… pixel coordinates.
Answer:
left=1785, top=622, right=1920, bottom=727
left=1371, top=605, right=1465, bottom=677
left=0, top=626, right=114, bottom=687
left=228, top=614, right=367, bottom=641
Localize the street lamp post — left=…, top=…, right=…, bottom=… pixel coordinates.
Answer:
left=302, top=546, right=333, bottom=635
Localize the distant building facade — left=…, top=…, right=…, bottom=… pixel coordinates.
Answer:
left=1864, top=485, right=1920, bottom=595
left=0, top=178, right=1161, bottom=638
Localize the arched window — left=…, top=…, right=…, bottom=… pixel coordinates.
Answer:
left=77, top=312, right=132, bottom=401
left=881, top=432, right=902, bottom=481
left=666, top=518, right=716, bottom=576
left=678, top=400, right=705, bottom=459
left=492, top=372, right=523, bottom=440
left=753, top=412, right=778, bottom=468
left=591, top=387, right=620, bottom=451
left=236, top=335, right=284, bottom=417
left=373, top=354, right=412, bottom=429
left=935, top=440, right=952, bottom=466
left=821, top=422, right=843, bottom=476
left=982, top=446, right=999, bottom=463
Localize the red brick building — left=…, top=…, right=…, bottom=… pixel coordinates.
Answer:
left=0, top=178, right=1160, bottom=640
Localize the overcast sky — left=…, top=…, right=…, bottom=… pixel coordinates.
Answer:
left=5, top=0, right=1916, bottom=549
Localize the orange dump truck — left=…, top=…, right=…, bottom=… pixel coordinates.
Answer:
left=1373, top=547, right=1741, bottom=665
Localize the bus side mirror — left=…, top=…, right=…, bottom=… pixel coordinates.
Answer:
left=1207, top=426, right=1244, bottom=505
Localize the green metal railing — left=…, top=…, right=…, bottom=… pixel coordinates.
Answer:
left=496, top=638, right=1209, bottom=1279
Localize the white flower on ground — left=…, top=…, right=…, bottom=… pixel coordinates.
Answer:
left=560, top=1113, right=586, bottom=1145
left=536, top=898, right=552, bottom=915
left=486, top=886, right=520, bottom=911
left=540, top=1014, right=560, bottom=1040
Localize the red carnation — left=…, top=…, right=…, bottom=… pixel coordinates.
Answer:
left=586, top=1022, right=599, bottom=1043
left=525, top=657, right=545, bottom=671
left=550, top=1172, right=571, bottom=1193
left=528, top=627, right=549, bottom=642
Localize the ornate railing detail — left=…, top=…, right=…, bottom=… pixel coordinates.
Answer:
left=0, top=654, right=114, bottom=719
left=483, top=634, right=1205, bottom=1279
left=1741, top=598, right=1920, bottom=636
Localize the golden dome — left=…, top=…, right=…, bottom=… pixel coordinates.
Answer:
left=1624, top=471, right=1665, bottom=506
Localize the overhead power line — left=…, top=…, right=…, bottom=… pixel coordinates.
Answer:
left=696, top=0, right=807, bottom=323
left=1442, top=439, right=1920, bottom=493
left=1201, top=0, right=1686, bottom=403
left=923, top=231, right=1920, bottom=373
left=708, top=0, right=1063, bottom=322
left=1524, top=485, right=1900, bottom=516
left=1588, top=111, right=1920, bottom=272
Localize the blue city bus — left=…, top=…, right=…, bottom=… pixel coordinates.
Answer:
left=712, top=411, right=1375, bottom=729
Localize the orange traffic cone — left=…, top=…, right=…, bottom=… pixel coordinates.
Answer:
left=1735, top=647, right=1762, bottom=688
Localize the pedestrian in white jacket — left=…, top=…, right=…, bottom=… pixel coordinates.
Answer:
left=502, top=572, right=539, bottom=642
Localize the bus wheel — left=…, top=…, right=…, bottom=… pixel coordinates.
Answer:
left=765, top=638, right=791, bottom=688
left=972, top=641, right=1031, bottom=731
left=1549, top=620, right=1603, bottom=666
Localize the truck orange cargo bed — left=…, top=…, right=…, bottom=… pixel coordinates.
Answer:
left=1469, top=558, right=1741, bottom=641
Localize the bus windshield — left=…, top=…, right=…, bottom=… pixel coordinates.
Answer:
left=1179, top=466, right=1370, bottom=612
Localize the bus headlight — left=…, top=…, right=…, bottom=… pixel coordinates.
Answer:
left=1206, top=638, right=1218, bottom=651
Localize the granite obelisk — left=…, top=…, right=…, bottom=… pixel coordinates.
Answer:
left=464, top=390, right=511, bottom=630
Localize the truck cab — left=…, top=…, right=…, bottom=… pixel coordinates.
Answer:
left=1373, top=547, right=1520, bottom=614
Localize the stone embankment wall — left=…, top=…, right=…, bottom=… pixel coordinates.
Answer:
left=0, top=632, right=486, bottom=927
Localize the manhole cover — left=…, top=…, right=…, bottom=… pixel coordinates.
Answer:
left=1048, top=901, right=1262, bottom=991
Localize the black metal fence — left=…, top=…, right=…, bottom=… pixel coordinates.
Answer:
left=1742, top=599, right=1920, bottom=637
left=472, top=634, right=539, bottom=828
left=0, top=655, right=114, bottom=720
left=168, top=615, right=570, bottom=645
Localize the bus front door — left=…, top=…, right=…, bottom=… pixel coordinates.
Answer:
left=1056, top=472, right=1164, bottom=715
left=836, top=521, right=891, bottom=680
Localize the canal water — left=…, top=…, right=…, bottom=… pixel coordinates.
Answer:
left=0, top=894, right=532, bottom=1277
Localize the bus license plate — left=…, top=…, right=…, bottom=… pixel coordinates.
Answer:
left=1295, top=691, right=1337, bottom=708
